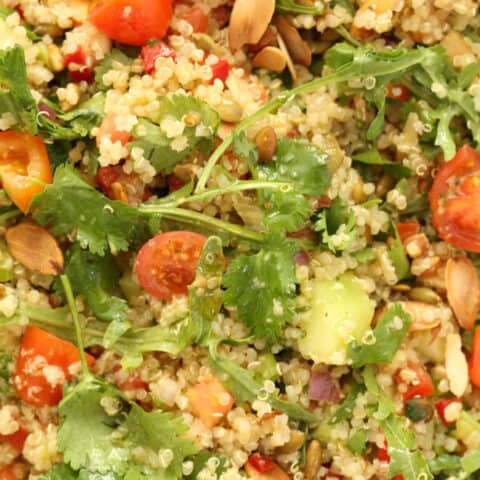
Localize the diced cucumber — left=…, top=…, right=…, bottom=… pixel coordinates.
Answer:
left=298, top=273, right=375, bottom=365
left=454, top=412, right=480, bottom=449
left=0, top=240, right=13, bottom=282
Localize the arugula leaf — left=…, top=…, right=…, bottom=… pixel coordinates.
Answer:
left=0, top=46, right=38, bottom=133
left=131, top=94, right=220, bottom=173
left=207, top=340, right=317, bottom=423
left=329, top=382, right=365, bottom=424
left=379, top=415, right=432, bottom=480
left=223, top=235, right=297, bottom=344
left=347, top=429, right=369, bottom=455
left=387, top=223, right=410, bottom=281
left=59, top=245, right=130, bottom=348
left=362, top=366, right=395, bottom=419
left=461, top=449, right=480, bottom=475
left=275, top=0, right=324, bottom=14
left=94, top=49, right=134, bottom=91
left=428, top=454, right=461, bottom=475
left=314, top=198, right=357, bottom=253
left=124, top=404, right=198, bottom=478
left=185, top=452, right=226, bottom=480
left=347, top=304, right=411, bottom=367
left=31, top=164, right=148, bottom=255
left=352, top=149, right=412, bottom=179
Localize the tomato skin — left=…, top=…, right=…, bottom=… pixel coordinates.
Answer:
left=386, top=83, right=410, bottom=102
left=141, top=41, right=176, bottom=74
left=210, top=59, right=229, bottom=84
left=14, top=326, right=94, bottom=407
left=0, top=428, right=28, bottom=452
left=96, top=114, right=131, bottom=146
left=89, top=0, right=173, bottom=46
left=64, top=47, right=94, bottom=83
left=0, top=132, right=52, bottom=213
left=376, top=441, right=403, bottom=480
left=0, top=467, right=15, bottom=480
left=397, top=221, right=420, bottom=242
left=180, top=6, right=208, bottom=33
left=248, top=453, right=276, bottom=473
left=435, top=398, right=461, bottom=426
left=430, top=145, right=480, bottom=252
left=395, top=362, right=434, bottom=401
left=469, top=327, right=480, bottom=388
left=134, top=231, right=207, bottom=301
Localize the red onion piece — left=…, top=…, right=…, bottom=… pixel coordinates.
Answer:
left=38, top=102, right=57, bottom=121
left=294, top=250, right=310, bottom=266
left=308, top=370, right=340, bottom=402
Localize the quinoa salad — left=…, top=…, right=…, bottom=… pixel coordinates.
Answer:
left=2, top=0, right=480, bottom=479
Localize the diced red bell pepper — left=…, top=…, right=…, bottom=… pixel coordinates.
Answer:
left=141, top=41, right=176, bottom=74
left=386, top=83, right=410, bottom=102
left=435, top=398, right=462, bottom=426
left=248, top=453, right=276, bottom=473
left=395, top=362, right=434, bottom=401
left=64, top=47, right=87, bottom=66
left=0, top=428, right=28, bottom=452
left=397, top=221, right=420, bottom=242
left=210, top=59, right=229, bottom=84
left=64, top=47, right=94, bottom=83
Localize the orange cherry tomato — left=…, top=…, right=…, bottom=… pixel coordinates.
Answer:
left=0, top=467, right=15, bottom=480
left=14, top=326, right=94, bottom=407
left=0, top=428, right=28, bottom=452
left=395, top=362, right=434, bottom=401
left=0, top=132, right=52, bottom=213
left=430, top=145, right=480, bottom=252
left=180, top=6, right=208, bottom=33
left=396, top=221, right=420, bottom=242
left=469, top=326, right=480, bottom=388
left=134, top=231, right=207, bottom=301
left=89, top=0, right=173, bottom=46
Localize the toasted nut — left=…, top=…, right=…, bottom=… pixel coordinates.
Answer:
left=445, top=333, right=469, bottom=397
left=6, top=223, right=64, bottom=275
left=276, top=33, right=297, bottom=80
left=255, top=126, right=277, bottom=163
left=273, top=16, right=312, bottom=67
left=398, top=301, right=442, bottom=331
left=47, top=44, right=65, bottom=72
left=228, top=0, right=275, bottom=52
left=252, top=46, right=287, bottom=72
left=276, top=430, right=305, bottom=454
left=248, top=26, right=275, bottom=53
left=404, top=234, right=429, bottom=259
left=446, top=256, right=480, bottom=330
left=376, top=172, right=395, bottom=198
left=111, top=182, right=129, bottom=203
left=352, top=179, right=368, bottom=203
left=245, top=461, right=291, bottom=480
left=305, top=440, right=322, bottom=480
left=407, top=287, right=441, bottom=305
left=216, top=99, right=244, bottom=123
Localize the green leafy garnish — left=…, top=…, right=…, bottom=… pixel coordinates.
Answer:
left=387, top=223, right=410, bottom=281
left=224, top=235, right=297, bottom=344
left=94, top=49, right=134, bottom=91
left=275, top=0, right=324, bottom=15
left=347, top=304, right=411, bottom=367
left=329, top=382, right=365, bottom=424
left=352, top=149, right=412, bottom=179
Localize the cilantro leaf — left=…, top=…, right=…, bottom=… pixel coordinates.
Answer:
left=223, top=235, right=297, bottom=344
left=131, top=94, right=220, bottom=173
left=94, top=49, right=134, bottom=91
left=59, top=245, right=130, bottom=348
left=207, top=340, right=317, bottom=423
left=347, top=304, right=411, bottom=367
left=0, top=46, right=38, bottom=133
left=232, top=132, right=259, bottom=166
left=329, top=382, right=365, bottom=424
left=352, top=149, right=412, bottom=179
left=31, top=164, right=148, bottom=255
left=124, top=404, right=198, bottom=479
left=387, top=223, right=410, bottom=281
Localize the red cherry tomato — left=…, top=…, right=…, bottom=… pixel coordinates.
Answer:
left=396, top=221, right=420, bottom=242
left=180, top=6, right=208, bottom=33
left=64, top=47, right=93, bottom=83
left=435, top=398, right=462, bottom=426
left=14, top=326, right=94, bottom=407
left=0, top=467, right=15, bottom=480
left=210, top=59, right=229, bottom=84
left=141, top=41, right=176, bottom=74
left=134, top=231, right=207, bottom=301
left=0, top=131, right=52, bottom=212
left=89, top=0, right=173, bottom=46
left=395, top=362, right=434, bottom=401
left=430, top=145, right=480, bottom=252
left=386, top=83, right=410, bottom=102
left=248, top=453, right=276, bottom=473
left=469, top=327, right=480, bottom=388
left=0, top=428, right=28, bottom=452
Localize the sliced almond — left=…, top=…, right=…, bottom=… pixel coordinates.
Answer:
left=273, top=16, right=312, bottom=67
left=245, top=461, right=291, bottom=480
left=445, top=256, right=480, bottom=330
left=252, top=46, right=287, bottom=72
left=398, top=301, right=443, bottom=331
left=6, top=223, right=64, bottom=276
left=403, top=233, right=429, bottom=259
left=228, top=0, right=275, bottom=52
left=445, top=333, right=469, bottom=397
left=305, top=440, right=322, bottom=480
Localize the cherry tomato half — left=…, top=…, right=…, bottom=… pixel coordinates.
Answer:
left=395, top=362, right=434, bottom=402
left=248, top=453, right=276, bottom=473
left=0, top=132, right=52, bottom=212
left=134, top=231, right=207, bottom=301
left=0, top=428, right=28, bottom=452
left=0, top=467, right=15, bottom=480
left=430, top=145, right=480, bottom=252
left=89, top=0, right=173, bottom=46
left=14, top=326, right=94, bottom=407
